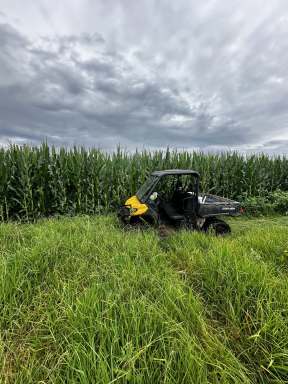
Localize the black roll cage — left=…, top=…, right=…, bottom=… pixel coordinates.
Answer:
left=137, top=171, right=200, bottom=203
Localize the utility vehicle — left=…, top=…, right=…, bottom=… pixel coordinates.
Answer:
left=118, top=169, right=242, bottom=235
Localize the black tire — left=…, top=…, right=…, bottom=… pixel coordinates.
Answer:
left=203, top=218, right=231, bottom=236
left=124, top=216, right=152, bottom=231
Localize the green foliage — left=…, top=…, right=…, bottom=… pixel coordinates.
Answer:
left=242, top=190, right=288, bottom=216
left=0, top=144, right=287, bottom=221
left=241, top=196, right=275, bottom=216
left=0, top=215, right=288, bottom=383
left=270, top=190, right=288, bottom=214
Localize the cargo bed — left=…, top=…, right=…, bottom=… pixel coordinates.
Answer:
left=198, top=194, right=241, bottom=217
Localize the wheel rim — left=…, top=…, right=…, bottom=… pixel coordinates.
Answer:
left=204, top=221, right=230, bottom=235
left=213, top=223, right=230, bottom=236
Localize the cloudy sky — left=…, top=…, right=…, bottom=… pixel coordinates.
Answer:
left=0, top=0, right=288, bottom=153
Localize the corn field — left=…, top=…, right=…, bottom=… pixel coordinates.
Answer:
left=0, top=144, right=287, bottom=221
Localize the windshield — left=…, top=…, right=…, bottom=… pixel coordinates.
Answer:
left=136, top=176, right=158, bottom=201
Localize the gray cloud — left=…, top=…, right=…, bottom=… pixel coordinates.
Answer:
left=0, top=0, right=288, bottom=153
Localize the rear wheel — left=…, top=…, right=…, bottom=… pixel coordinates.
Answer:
left=203, top=218, right=231, bottom=236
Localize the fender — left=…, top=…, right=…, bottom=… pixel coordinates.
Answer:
left=125, top=195, right=148, bottom=216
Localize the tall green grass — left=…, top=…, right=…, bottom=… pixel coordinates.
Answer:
left=0, top=144, right=287, bottom=221
left=1, top=215, right=288, bottom=383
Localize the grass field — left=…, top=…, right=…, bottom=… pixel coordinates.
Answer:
left=1, top=215, right=288, bottom=383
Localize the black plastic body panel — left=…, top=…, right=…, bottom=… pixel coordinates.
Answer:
left=198, top=194, right=241, bottom=217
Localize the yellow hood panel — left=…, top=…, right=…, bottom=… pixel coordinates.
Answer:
left=125, top=195, right=148, bottom=216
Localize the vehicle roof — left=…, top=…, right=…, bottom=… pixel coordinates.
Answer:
left=151, top=169, right=200, bottom=177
